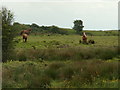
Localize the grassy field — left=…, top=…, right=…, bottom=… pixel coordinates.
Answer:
left=14, top=35, right=118, bottom=49
left=2, top=34, right=120, bottom=88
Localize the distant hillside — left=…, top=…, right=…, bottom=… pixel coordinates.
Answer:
left=13, top=22, right=118, bottom=36
left=84, top=30, right=118, bottom=36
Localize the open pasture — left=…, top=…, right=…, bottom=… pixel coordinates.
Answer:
left=14, top=35, right=118, bottom=49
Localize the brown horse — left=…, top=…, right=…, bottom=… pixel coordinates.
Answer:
left=20, top=29, right=32, bottom=42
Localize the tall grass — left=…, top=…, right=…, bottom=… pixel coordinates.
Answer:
left=11, top=47, right=118, bottom=61
left=2, top=60, right=119, bottom=88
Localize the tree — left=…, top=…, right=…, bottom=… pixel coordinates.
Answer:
left=73, top=20, right=84, bottom=34
left=2, top=7, right=15, bottom=62
left=0, top=9, right=2, bottom=63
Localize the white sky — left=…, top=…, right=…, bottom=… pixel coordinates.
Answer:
left=1, top=0, right=119, bottom=30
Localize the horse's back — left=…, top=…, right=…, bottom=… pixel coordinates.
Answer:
left=22, top=34, right=28, bottom=39
left=21, top=30, right=29, bottom=35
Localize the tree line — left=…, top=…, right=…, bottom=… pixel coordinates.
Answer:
left=13, top=20, right=84, bottom=35
left=13, top=22, right=69, bottom=35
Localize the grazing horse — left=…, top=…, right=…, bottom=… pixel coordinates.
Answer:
left=20, top=29, right=32, bottom=42
left=82, top=32, right=87, bottom=43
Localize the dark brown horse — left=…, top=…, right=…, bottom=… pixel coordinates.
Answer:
left=20, top=29, right=32, bottom=42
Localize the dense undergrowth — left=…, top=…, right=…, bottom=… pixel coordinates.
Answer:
left=2, top=60, right=119, bottom=88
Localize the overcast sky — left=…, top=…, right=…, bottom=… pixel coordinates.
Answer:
left=2, top=0, right=119, bottom=30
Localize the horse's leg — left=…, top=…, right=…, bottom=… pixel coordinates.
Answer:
left=25, top=38, right=27, bottom=42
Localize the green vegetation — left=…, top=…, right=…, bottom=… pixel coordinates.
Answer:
left=1, top=7, right=16, bottom=62
left=14, top=35, right=118, bottom=49
left=2, top=8, right=119, bottom=89
left=12, top=46, right=118, bottom=61
left=3, top=60, right=119, bottom=88
left=3, top=34, right=120, bottom=88
left=73, top=20, right=84, bottom=34
left=13, top=22, right=118, bottom=36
